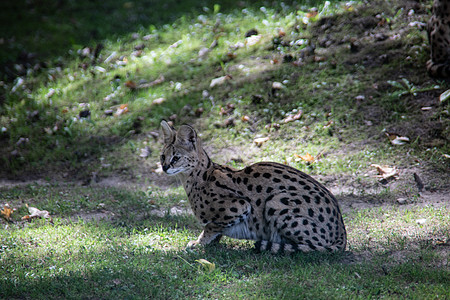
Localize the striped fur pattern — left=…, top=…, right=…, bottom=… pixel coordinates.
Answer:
left=160, top=121, right=347, bottom=254
left=427, top=0, right=450, bottom=78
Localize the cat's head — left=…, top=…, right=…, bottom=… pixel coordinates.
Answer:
left=160, top=120, right=201, bottom=175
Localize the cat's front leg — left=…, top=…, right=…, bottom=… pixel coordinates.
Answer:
left=187, top=224, right=223, bottom=248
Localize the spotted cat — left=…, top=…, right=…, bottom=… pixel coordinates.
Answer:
left=160, top=121, right=347, bottom=253
left=427, top=0, right=450, bottom=78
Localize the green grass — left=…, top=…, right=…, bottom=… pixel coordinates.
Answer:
left=1, top=183, right=449, bottom=299
left=1, top=0, right=448, bottom=182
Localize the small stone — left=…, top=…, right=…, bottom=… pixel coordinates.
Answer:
left=396, top=198, right=407, bottom=205
left=416, top=218, right=427, bottom=225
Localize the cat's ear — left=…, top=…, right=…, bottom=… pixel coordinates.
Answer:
left=160, top=120, right=175, bottom=145
left=176, top=124, right=198, bottom=150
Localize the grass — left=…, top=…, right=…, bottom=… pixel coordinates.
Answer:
left=1, top=0, right=448, bottom=182
left=1, top=0, right=449, bottom=298
left=1, top=183, right=449, bottom=299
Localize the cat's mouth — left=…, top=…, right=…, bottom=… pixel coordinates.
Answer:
left=165, top=168, right=182, bottom=175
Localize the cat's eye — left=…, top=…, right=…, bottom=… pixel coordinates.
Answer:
left=171, top=156, right=180, bottom=163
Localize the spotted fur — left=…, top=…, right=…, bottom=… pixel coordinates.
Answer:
left=427, top=0, right=450, bottom=78
left=160, top=121, right=347, bottom=253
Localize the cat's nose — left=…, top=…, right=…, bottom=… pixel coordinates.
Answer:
left=162, top=165, right=170, bottom=172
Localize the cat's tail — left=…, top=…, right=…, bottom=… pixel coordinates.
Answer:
left=254, top=240, right=346, bottom=254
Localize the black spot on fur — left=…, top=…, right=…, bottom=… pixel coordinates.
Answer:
left=256, top=185, right=262, bottom=193
left=273, top=178, right=281, bottom=183
left=302, top=195, right=311, bottom=203
left=266, top=187, right=273, bottom=193
left=230, top=207, right=238, bottom=213
left=267, top=208, right=276, bottom=216
left=280, top=209, right=288, bottom=215
left=253, top=172, right=261, bottom=178
left=318, top=214, right=325, bottom=222
left=308, top=208, right=314, bottom=217
left=263, top=173, right=272, bottom=178
left=244, top=167, right=253, bottom=174
left=280, top=198, right=289, bottom=205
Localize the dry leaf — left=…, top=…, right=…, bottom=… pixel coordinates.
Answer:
left=306, top=11, right=318, bottom=18
left=219, top=103, right=235, bottom=116
left=385, top=132, right=409, bottom=145
left=245, top=34, right=262, bottom=46
left=115, top=104, right=129, bottom=116
left=210, top=75, right=232, bottom=88
left=196, top=259, right=215, bottom=272
left=152, top=97, right=166, bottom=105
left=323, top=120, right=334, bottom=128
left=370, top=164, right=398, bottom=180
left=272, top=82, right=284, bottom=90
left=125, top=80, right=137, bottom=89
left=139, top=146, right=152, bottom=158
left=154, top=162, right=164, bottom=174
left=254, top=137, right=269, bottom=147
left=22, top=204, right=52, bottom=222
left=241, top=115, right=250, bottom=122
left=390, top=136, right=410, bottom=145
left=283, top=110, right=303, bottom=123
left=138, top=75, right=165, bottom=89
left=294, top=153, right=315, bottom=163
left=1, top=204, right=15, bottom=221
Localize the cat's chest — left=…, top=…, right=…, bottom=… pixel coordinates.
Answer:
left=222, top=216, right=257, bottom=240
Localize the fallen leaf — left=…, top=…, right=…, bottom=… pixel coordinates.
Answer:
left=138, top=75, right=165, bottom=88
left=294, top=153, right=315, bottom=163
left=385, top=132, right=410, bottom=145
left=306, top=11, right=318, bottom=18
left=1, top=204, right=15, bottom=221
left=323, top=120, right=334, bottom=128
left=370, top=164, right=398, bottom=180
left=241, top=115, right=250, bottom=122
left=219, top=103, right=235, bottom=116
left=283, top=110, right=302, bottom=123
left=245, top=34, right=262, bottom=46
left=115, top=104, right=129, bottom=116
left=390, top=136, right=410, bottom=145
left=125, top=80, right=137, bottom=89
left=196, top=259, right=215, bottom=272
left=152, top=97, right=166, bottom=105
left=139, top=146, right=152, bottom=158
left=210, top=75, right=232, bottom=88
left=22, top=204, right=52, bottom=222
left=154, top=162, right=164, bottom=174
left=254, top=137, right=269, bottom=147
left=272, top=82, right=285, bottom=90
